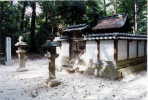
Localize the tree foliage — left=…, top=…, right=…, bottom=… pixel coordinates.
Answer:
left=0, top=0, right=146, bottom=53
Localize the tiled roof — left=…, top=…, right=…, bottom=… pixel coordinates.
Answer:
left=84, top=33, right=147, bottom=40
left=55, top=33, right=147, bottom=41
left=92, top=14, right=127, bottom=30
left=63, top=24, right=88, bottom=32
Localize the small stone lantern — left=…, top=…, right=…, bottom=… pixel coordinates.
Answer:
left=43, top=39, right=60, bottom=87
left=15, top=36, right=28, bottom=72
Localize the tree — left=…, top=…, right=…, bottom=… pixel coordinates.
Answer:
left=30, top=2, right=36, bottom=52
left=103, top=0, right=107, bottom=15
left=20, top=1, right=28, bottom=32
left=117, top=0, right=146, bottom=33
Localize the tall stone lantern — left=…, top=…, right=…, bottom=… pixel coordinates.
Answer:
left=15, top=36, right=28, bottom=72
left=42, top=39, right=60, bottom=87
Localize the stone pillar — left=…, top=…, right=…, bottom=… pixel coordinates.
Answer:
left=46, top=47, right=58, bottom=81
left=15, top=36, right=28, bottom=72
left=44, top=42, right=60, bottom=87
left=16, top=48, right=27, bottom=70
left=5, top=37, right=12, bottom=65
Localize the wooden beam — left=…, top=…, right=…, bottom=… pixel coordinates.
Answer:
left=114, top=39, right=118, bottom=62
left=127, top=40, right=129, bottom=59
left=144, top=40, right=147, bottom=56
left=69, top=40, right=72, bottom=59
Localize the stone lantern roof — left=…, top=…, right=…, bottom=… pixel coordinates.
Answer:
left=42, top=40, right=60, bottom=48
left=15, top=36, right=28, bottom=47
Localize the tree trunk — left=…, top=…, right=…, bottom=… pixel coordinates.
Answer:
left=103, top=0, right=106, bottom=16
left=0, top=2, right=4, bottom=33
left=45, top=11, right=48, bottom=24
left=113, top=0, right=117, bottom=14
left=51, top=27, right=54, bottom=35
left=0, top=3, right=4, bottom=50
left=20, top=2, right=27, bottom=32
left=30, top=2, right=36, bottom=52
left=134, top=0, right=138, bottom=33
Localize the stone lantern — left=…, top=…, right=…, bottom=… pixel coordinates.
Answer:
left=42, top=39, right=60, bottom=87
left=15, top=36, right=28, bottom=72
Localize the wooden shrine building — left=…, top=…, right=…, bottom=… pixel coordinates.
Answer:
left=55, top=14, right=147, bottom=79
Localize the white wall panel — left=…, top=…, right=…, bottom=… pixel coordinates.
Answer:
left=60, top=41, right=69, bottom=57
left=100, top=40, right=114, bottom=61
left=138, top=41, right=144, bottom=57
left=129, top=40, right=137, bottom=58
left=82, top=41, right=98, bottom=63
left=118, top=40, right=127, bottom=60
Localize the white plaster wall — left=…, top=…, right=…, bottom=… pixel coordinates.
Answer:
left=60, top=41, right=69, bottom=57
left=100, top=40, right=114, bottom=61
left=129, top=40, right=137, bottom=58
left=118, top=40, right=127, bottom=60
left=80, top=41, right=98, bottom=64
left=138, top=41, right=144, bottom=57
left=55, top=41, right=70, bottom=68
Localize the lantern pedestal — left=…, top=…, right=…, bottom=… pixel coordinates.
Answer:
left=15, top=36, right=28, bottom=72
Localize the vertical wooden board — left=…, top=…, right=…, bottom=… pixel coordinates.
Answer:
left=114, top=39, right=118, bottom=62
left=144, top=40, right=147, bottom=56
left=97, top=40, right=100, bottom=61
left=137, top=40, right=139, bottom=57
left=127, top=40, right=129, bottom=59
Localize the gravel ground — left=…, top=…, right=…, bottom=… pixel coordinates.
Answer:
left=0, top=58, right=147, bottom=100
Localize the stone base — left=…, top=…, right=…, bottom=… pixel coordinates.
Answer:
left=5, top=61, right=13, bottom=65
left=96, top=63, right=146, bottom=79
left=17, top=67, right=28, bottom=72
left=98, top=66, right=119, bottom=80
left=118, top=63, right=146, bottom=78
left=117, top=57, right=146, bottom=69
left=46, top=79, right=61, bottom=87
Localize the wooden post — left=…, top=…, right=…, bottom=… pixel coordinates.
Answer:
left=69, top=40, right=72, bottom=59
left=97, top=40, right=100, bottom=61
left=114, top=39, right=118, bottom=62
left=144, top=40, right=147, bottom=56
left=127, top=40, right=129, bottom=59
left=136, top=40, right=139, bottom=57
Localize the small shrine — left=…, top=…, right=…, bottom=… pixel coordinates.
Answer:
left=55, top=14, right=147, bottom=79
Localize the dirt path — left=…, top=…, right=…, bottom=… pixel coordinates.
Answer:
left=0, top=58, right=147, bottom=100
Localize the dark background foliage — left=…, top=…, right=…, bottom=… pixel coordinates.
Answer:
left=0, top=0, right=147, bottom=54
